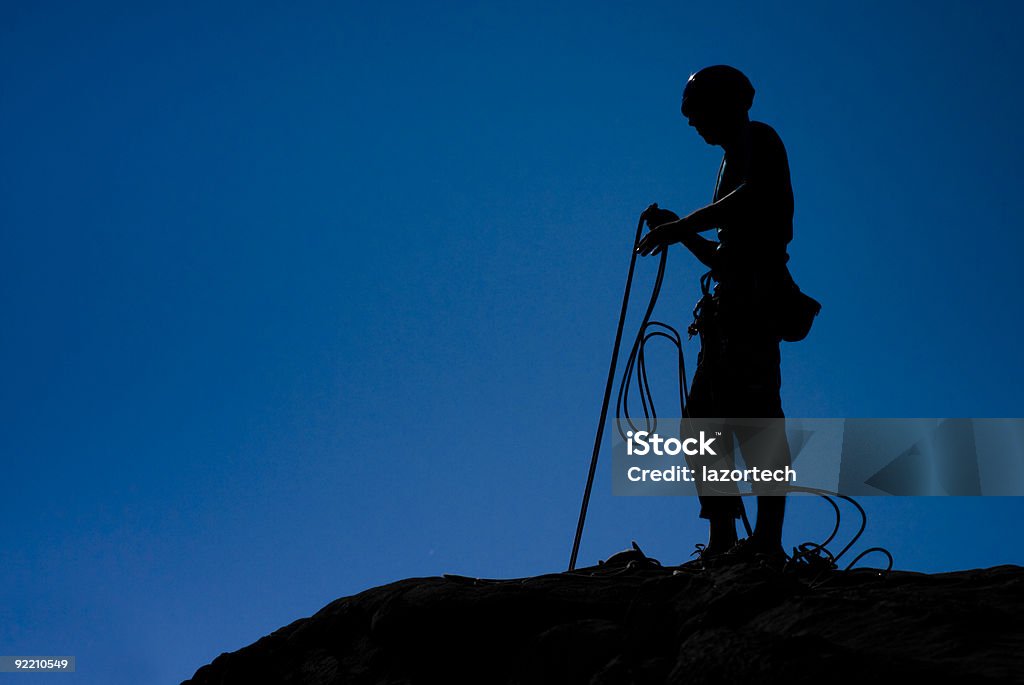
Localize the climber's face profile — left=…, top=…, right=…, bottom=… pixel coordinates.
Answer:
left=683, top=105, right=748, bottom=148
left=686, top=111, right=720, bottom=146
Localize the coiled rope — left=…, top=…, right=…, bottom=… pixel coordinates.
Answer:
left=568, top=211, right=893, bottom=580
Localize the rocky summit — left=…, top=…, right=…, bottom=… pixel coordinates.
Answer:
left=183, top=562, right=1024, bottom=684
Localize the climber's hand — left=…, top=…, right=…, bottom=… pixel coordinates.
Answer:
left=636, top=222, right=681, bottom=256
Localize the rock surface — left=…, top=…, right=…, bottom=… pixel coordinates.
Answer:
left=183, top=563, right=1024, bottom=684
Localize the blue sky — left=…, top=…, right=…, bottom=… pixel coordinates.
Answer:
left=2, top=1, right=1023, bottom=683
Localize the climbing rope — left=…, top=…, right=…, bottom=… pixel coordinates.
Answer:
left=568, top=210, right=893, bottom=579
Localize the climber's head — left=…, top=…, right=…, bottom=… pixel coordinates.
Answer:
left=681, top=65, right=754, bottom=146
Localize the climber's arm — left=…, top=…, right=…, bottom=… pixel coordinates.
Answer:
left=636, top=190, right=737, bottom=261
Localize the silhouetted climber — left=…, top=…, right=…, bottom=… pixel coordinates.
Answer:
left=637, top=65, right=796, bottom=566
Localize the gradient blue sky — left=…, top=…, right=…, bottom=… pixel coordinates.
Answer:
left=3, top=1, right=1023, bottom=683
